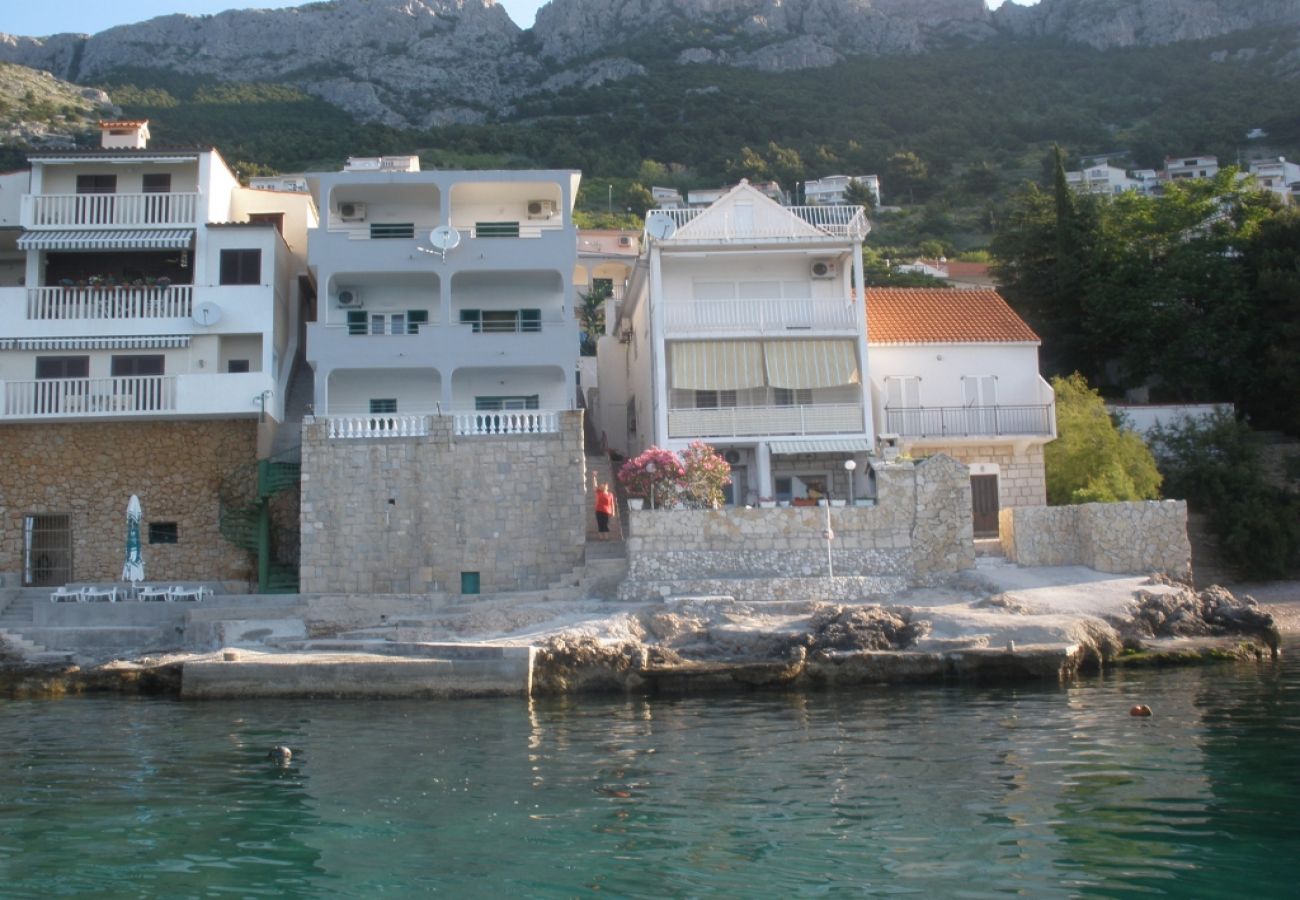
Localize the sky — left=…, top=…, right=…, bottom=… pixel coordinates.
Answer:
left=2, top=0, right=1037, bottom=38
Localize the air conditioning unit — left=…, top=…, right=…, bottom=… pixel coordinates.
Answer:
left=811, top=259, right=838, bottom=279
left=337, top=289, right=362, bottom=308
left=527, top=199, right=557, bottom=219
left=338, top=202, right=367, bottom=222
left=618, top=235, right=632, bottom=247
left=724, top=449, right=742, bottom=465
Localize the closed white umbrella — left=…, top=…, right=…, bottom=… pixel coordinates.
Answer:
left=122, top=495, right=144, bottom=584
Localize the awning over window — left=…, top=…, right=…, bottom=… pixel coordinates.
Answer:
left=0, top=335, right=191, bottom=351
left=17, top=229, right=195, bottom=251
left=670, top=341, right=766, bottom=391
left=764, top=339, right=859, bottom=389
left=770, top=438, right=873, bottom=455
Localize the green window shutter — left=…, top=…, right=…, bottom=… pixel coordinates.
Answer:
left=520, top=308, right=541, bottom=332
left=407, top=309, right=429, bottom=334
left=476, top=221, right=520, bottom=238
left=347, top=310, right=367, bottom=335
left=459, top=309, right=481, bottom=333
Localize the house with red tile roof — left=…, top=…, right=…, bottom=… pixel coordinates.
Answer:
left=866, top=288, right=1056, bottom=534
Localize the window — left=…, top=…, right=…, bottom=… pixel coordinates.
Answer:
left=475, top=396, right=539, bottom=411
left=369, top=399, right=397, bottom=414
left=141, top=174, right=171, bottom=193
left=592, top=277, right=614, bottom=296
left=75, top=174, right=116, bottom=194
left=459, top=309, right=541, bottom=333
left=148, top=522, right=179, bottom=544
left=370, top=312, right=406, bottom=335
left=219, top=249, right=261, bottom=285
left=111, top=355, right=165, bottom=377
left=774, top=388, right=813, bottom=407
left=347, top=310, right=367, bottom=336
left=35, top=356, right=89, bottom=379
left=406, top=309, right=429, bottom=334
left=884, top=375, right=922, bottom=435
left=476, top=221, right=520, bottom=238
left=227, top=359, right=250, bottom=373
left=370, top=222, right=415, bottom=239
left=694, top=390, right=737, bottom=409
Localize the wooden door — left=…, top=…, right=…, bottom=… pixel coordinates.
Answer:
left=970, top=474, right=1000, bottom=538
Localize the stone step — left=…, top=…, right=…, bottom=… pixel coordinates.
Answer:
left=0, top=627, right=48, bottom=658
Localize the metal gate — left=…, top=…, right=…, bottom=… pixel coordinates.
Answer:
left=23, top=513, right=72, bottom=586
left=970, top=475, right=1000, bottom=538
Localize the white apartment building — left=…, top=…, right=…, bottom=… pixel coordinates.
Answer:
left=803, top=174, right=881, bottom=207
left=1066, top=163, right=1141, bottom=195
left=304, top=160, right=581, bottom=430
left=0, top=121, right=316, bottom=587
left=599, top=181, right=872, bottom=506
left=1249, top=157, right=1300, bottom=204
left=1165, top=155, right=1219, bottom=181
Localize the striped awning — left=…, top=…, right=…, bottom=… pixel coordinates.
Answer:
left=770, top=438, right=873, bottom=455
left=0, top=335, right=191, bottom=351
left=764, top=339, right=859, bottom=389
left=670, top=341, right=766, bottom=390
left=17, top=229, right=195, bottom=251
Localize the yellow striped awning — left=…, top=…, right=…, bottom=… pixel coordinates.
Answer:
left=764, top=339, right=859, bottom=389
left=669, top=341, right=766, bottom=390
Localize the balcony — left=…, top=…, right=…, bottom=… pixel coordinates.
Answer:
left=26, top=285, right=194, bottom=321
left=668, top=403, right=864, bottom=439
left=323, top=410, right=562, bottom=439
left=1, top=372, right=274, bottom=421
left=883, top=405, right=1055, bottom=440
left=663, top=297, right=857, bottom=336
left=652, top=205, right=868, bottom=242
left=22, top=192, right=201, bottom=229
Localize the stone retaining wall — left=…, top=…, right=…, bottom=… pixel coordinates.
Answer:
left=1000, top=500, right=1191, bottom=579
left=0, top=420, right=258, bottom=585
left=620, top=454, right=975, bottom=601
left=299, top=412, right=587, bottom=595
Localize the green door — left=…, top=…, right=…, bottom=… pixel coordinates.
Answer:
left=460, top=571, right=480, bottom=595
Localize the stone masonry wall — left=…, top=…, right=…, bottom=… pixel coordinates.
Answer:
left=0, top=420, right=258, bottom=585
left=620, top=454, right=975, bottom=600
left=299, top=411, right=587, bottom=595
left=908, top=441, right=1047, bottom=508
left=1000, top=500, right=1191, bottom=580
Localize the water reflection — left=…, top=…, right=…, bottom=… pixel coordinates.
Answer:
left=1, top=646, right=1297, bottom=897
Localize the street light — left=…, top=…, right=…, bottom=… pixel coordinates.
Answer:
left=826, top=458, right=857, bottom=579
left=608, top=184, right=613, bottom=216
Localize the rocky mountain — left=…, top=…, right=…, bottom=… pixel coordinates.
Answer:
left=0, top=62, right=118, bottom=151
left=0, top=0, right=1297, bottom=129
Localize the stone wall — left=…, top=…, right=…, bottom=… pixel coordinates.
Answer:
left=906, top=441, right=1047, bottom=508
left=1000, top=500, right=1191, bottom=580
left=0, top=420, right=258, bottom=585
left=620, top=454, right=975, bottom=600
left=299, top=412, right=587, bottom=595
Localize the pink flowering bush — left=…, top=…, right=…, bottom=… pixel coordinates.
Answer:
left=618, top=446, right=686, bottom=508
left=680, top=441, right=732, bottom=509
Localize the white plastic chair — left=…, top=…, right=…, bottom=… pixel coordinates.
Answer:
left=50, top=586, right=84, bottom=603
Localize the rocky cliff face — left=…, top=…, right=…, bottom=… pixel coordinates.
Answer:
left=0, top=0, right=1296, bottom=128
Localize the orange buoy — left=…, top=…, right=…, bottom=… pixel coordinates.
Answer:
left=1129, top=705, right=1152, bottom=717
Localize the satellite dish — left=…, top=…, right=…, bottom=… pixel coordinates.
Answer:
left=430, top=225, right=461, bottom=253
left=645, top=212, right=677, bottom=241
left=193, top=301, right=222, bottom=326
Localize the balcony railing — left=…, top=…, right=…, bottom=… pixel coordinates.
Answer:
left=454, top=410, right=560, bottom=436
left=668, top=403, right=864, bottom=439
left=327, top=414, right=430, bottom=439
left=3, top=376, right=177, bottom=418
left=651, top=205, right=868, bottom=241
left=883, top=405, right=1055, bottom=439
left=24, top=192, right=201, bottom=228
left=663, top=297, right=857, bottom=335
left=27, top=285, right=194, bottom=320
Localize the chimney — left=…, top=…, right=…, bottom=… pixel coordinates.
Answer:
left=99, top=120, right=151, bottom=150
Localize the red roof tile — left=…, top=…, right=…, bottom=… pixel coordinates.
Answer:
left=867, top=288, right=1039, bottom=344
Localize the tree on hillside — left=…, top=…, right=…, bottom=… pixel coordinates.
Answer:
left=844, top=178, right=876, bottom=210
left=1045, top=373, right=1162, bottom=505
left=885, top=151, right=929, bottom=205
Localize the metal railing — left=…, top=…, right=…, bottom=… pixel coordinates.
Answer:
left=26, top=285, right=194, bottom=320
left=650, top=205, right=868, bottom=240
left=3, top=376, right=177, bottom=417
left=327, top=414, right=430, bottom=439
left=883, top=405, right=1055, bottom=439
left=454, top=409, right=560, bottom=436
left=663, top=297, right=857, bottom=334
left=24, top=192, right=201, bottom=228
left=667, top=403, right=864, bottom=438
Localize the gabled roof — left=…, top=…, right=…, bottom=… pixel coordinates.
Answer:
left=674, top=180, right=823, bottom=240
left=867, top=288, right=1039, bottom=345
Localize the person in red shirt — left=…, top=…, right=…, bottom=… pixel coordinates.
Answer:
left=595, top=483, right=616, bottom=539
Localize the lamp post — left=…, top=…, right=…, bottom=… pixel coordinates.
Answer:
left=608, top=184, right=613, bottom=216
left=646, top=460, right=656, bottom=510
left=826, top=458, right=857, bottom=579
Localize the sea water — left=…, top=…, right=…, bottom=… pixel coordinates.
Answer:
left=1, top=643, right=1297, bottom=898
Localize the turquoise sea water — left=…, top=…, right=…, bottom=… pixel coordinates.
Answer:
left=2, top=645, right=1298, bottom=898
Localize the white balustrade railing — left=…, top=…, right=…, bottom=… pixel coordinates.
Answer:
left=663, top=297, right=857, bottom=334
left=24, top=192, right=201, bottom=228
left=667, top=403, right=864, bottom=438
left=327, top=414, right=430, bottom=439
left=454, top=409, right=560, bottom=436
left=3, top=376, right=177, bottom=418
left=27, top=285, right=194, bottom=320
left=650, top=205, right=868, bottom=241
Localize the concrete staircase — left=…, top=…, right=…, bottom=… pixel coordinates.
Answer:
left=0, top=589, right=53, bottom=660
left=271, top=353, right=313, bottom=457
